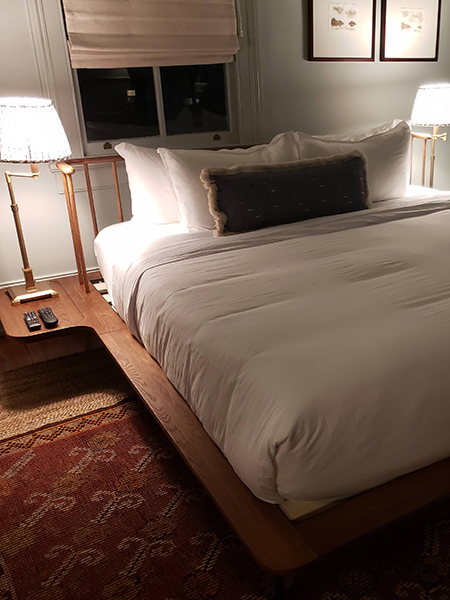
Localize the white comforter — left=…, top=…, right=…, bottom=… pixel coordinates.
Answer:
left=113, top=194, right=450, bottom=503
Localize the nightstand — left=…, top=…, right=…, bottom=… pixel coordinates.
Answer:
left=0, top=274, right=123, bottom=342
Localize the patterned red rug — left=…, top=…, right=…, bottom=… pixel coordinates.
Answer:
left=1, top=399, right=450, bottom=600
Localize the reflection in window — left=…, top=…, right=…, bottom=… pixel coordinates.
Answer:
left=77, top=68, right=159, bottom=142
left=77, top=64, right=229, bottom=142
left=160, top=64, right=228, bottom=136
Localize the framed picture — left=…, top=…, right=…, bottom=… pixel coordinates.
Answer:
left=381, top=0, right=442, bottom=61
left=308, top=0, right=376, bottom=61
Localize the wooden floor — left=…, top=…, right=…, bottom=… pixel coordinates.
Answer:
left=0, top=328, right=101, bottom=374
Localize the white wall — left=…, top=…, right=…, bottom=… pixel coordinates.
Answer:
left=1, top=0, right=450, bottom=286
left=0, top=0, right=129, bottom=287
left=0, top=0, right=67, bottom=286
left=257, top=0, right=450, bottom=190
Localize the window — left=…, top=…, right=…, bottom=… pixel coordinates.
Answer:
left=77, top=64, right=230, bottom=144
left=77, top=68, right=159, bottom=142
left=161, top=64, right=228, bottom=136
left=30, top=0, right=260, bottom=158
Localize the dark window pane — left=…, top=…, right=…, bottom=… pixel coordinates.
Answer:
left=77, top=68, right=159, bottom=141
left=160, top=64, right=229, bottom=136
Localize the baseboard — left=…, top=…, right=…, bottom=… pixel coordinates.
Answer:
left=0, top=267, right=99, bottom=289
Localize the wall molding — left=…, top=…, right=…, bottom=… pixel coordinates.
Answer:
left=25, top=0, right=59, bottom=108
left=56, top=182, right=129, bottom=197
left=233, top=0, right=262, bottom=144
left=245, top=0, right=263, bottom=142
left=50, top=161, right=129, bottom=197
left=26, top=0, right=84, bottom=156
left=3, top=266, right=100, bottom=289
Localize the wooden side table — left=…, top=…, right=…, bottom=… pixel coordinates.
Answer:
left=0, top=274, right=123, bottom=342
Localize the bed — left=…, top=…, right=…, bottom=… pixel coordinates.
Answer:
left=95, top=187, right=450, bottom=503
left=57, top=120, right=450, bottom=592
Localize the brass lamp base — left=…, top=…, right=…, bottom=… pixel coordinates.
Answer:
left=7, top=282, right=59, bottom=305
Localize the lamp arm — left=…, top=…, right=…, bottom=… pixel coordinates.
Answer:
left=4, top=166, right=40, bottom=292
left=6, top=164, right=40, bottom=179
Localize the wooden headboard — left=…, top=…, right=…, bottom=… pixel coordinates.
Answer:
left=56, top=131, right=432, bottom=294
left=57, top=155, right=126, bottom=293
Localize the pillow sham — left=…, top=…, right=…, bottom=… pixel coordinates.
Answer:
left=158, top=131, right=300, bottom=232
left=295, top=120, right=411, bottom=203
left=115, top=142, right=180, bottom=224
left=313, top=118, right=405, bottom=142
left=200, top=152, right=370, bottom=235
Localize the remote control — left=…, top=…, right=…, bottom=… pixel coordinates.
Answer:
left=38, top=307, right=59, bottom=329
left=24, top=311, right=41, bottom=332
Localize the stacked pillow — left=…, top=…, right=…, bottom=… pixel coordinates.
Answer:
left=115, top=143, right=180, bottom=225
left=115, top=119, right=411, bottom=235
left=295, top=119, right=411, bottom=203
left=116, top=132, right=300, bottom=231
left=157, top=132, right=300, bottom=231
left=313, top=119, right=406, bottom=142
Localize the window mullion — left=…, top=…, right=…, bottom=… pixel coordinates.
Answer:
left=153, top=66, right=167, bottom=139
left=225, top=63, right=237, bottom=139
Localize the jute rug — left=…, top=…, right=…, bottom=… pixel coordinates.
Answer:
left=2, top=355, right=450, bottom=599
left=0, top=348, right=134, bottom=441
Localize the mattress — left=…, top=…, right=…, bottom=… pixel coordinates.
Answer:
left=95, top=188, right=450, bottom=504
left=94, top=220, right=188, bottom=305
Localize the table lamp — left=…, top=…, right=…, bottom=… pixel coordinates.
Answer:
left=0, top=97, right=72, bottom=305
left=411, top=83, right=450, bottom=188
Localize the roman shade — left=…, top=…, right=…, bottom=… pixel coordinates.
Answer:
left=61, top=0, right=239, bottom=68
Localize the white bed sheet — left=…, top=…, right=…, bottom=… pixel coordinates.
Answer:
left=94, top=221, right=188, bottom=305
left=96, top=188, right=450, bottom=504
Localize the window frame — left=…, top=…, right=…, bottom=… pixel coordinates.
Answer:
left=26, top=0, right=262, bottom=158
left=73, top=63, right=240, bottom=156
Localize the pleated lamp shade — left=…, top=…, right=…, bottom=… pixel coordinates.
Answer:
left=411, top=84, right=450, bottom=127
left=0, top=97, right=71, bottom=163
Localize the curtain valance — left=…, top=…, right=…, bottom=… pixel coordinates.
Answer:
left=61, top=0, right=239, bottom=68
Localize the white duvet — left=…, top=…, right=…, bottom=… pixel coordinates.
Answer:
left=111, top=193, right=450, bottom=503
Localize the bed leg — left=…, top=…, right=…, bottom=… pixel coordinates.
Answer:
left=273, top=576, right=285, bottom=600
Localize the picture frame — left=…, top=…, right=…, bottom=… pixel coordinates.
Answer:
left=308, top=0, right=376, bottom=61
left=380, top=0, right=442, bottom=61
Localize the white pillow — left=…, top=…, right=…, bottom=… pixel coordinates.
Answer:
left=158, top=131, right=300, bottom=231
left=296, top=120, right=411, bottom=202
left=313, top=119, right=406, bottom=142
left=115, top=142, right=180, bottom=224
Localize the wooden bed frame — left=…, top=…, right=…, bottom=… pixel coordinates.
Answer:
left=21, top=141, right=448, bottom=594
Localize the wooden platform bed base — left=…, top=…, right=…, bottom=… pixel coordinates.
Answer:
left=1, top=146, right=444, bottom=597
left=2, top=275, right=450, bottom=595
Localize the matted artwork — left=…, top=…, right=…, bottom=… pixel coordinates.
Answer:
left=381, top=0, right=442, bottom=61
left=309, top=0, right=376, bottom=61
left=329, top=3, right=359, bottom=31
